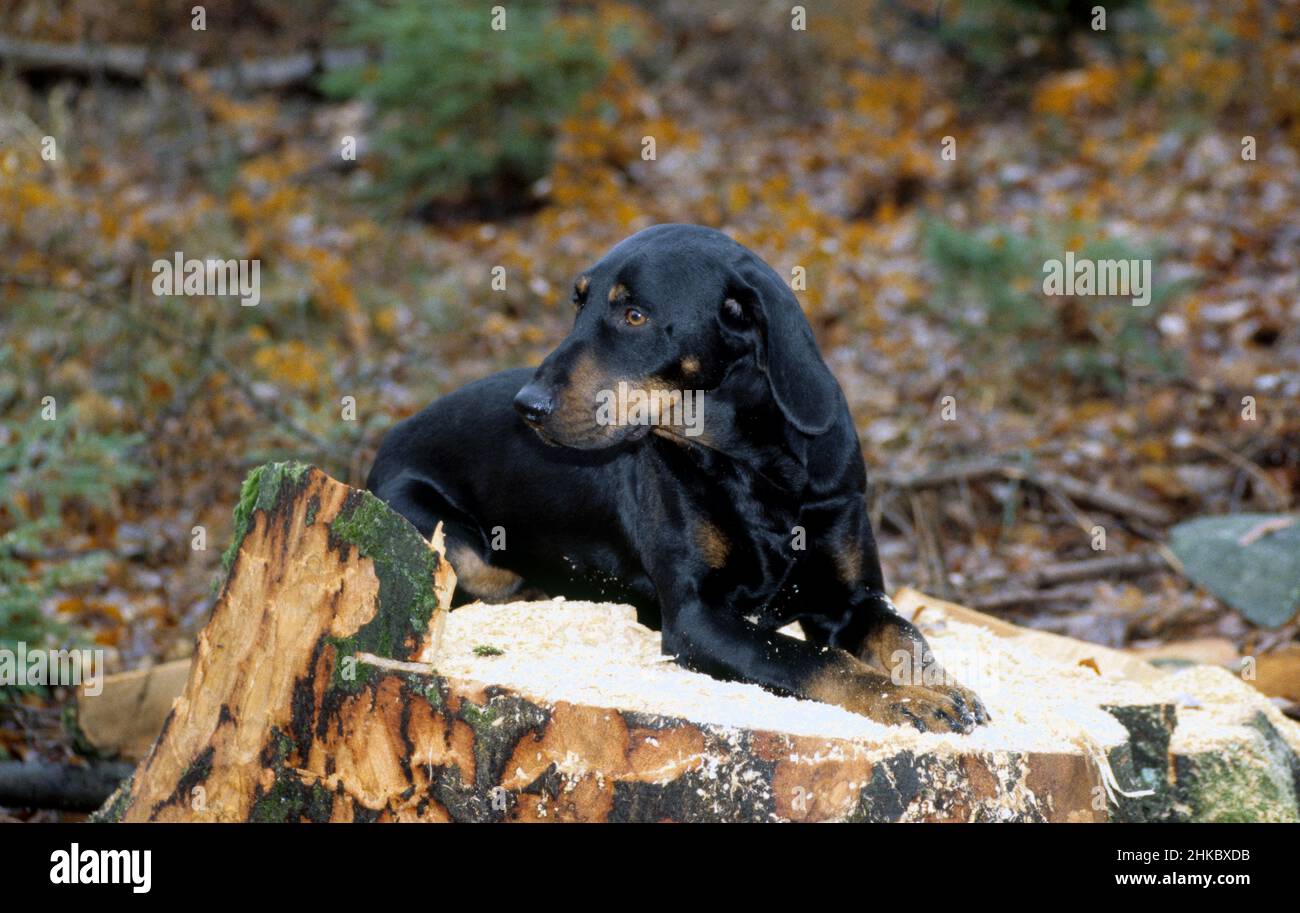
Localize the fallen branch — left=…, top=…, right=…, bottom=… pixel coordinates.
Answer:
left=1023, top=467, right=1173, bottom=527
left=966, top=583, right=1100, bottom=612
left=972, top=552, right=1168, bottom=590
left=879, top=457, right=1173, bottom=527
left=878, top=456, right=1009, bottom=489
left=0, top=35, right=366, bottom=92
left=1189, top=434, right=1291, bottom=511
left=0, top=760, right=135, bottom=812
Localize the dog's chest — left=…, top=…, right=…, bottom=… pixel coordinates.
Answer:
left=705, top=474, right=806, bottom=609
left=641, top=436, right=807, bottom=605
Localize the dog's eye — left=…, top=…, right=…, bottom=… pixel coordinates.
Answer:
left=624, top=307, right=647, bottom=327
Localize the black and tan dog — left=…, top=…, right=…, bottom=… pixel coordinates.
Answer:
left=367, top=224, right=988, bottom=732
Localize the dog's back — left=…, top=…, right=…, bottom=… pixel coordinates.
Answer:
left=367, top=368, right=656, bottom=615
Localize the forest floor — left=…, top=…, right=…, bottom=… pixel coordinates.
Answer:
left=1, top=1, right=1297, bottom=805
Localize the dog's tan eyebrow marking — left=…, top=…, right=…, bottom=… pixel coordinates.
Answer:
left=608, top=282, right=629, bottom=303
left=680, top=356, right=700, bottom=376
left=573, top=275, right=590, bottom=307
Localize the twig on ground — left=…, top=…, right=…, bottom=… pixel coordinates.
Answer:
left=967, top=583, right=1100, bottom=612
left=1189, top=434, right=1290, bottom=510
left=879, top=456, right=1174, bottom=528
left=971, top=552, right=1167, bottom=590
left=1046, top=487, right=1096, bottom=538
left=909, top=490, right=953, bottom=599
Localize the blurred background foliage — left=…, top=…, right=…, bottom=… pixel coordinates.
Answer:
left=321, top=0, right=633, bottom=217
left=922, top=219, right=1183, bottom=395
left=0, top=406, right=145, bottom=682
left=0, top=0, right=1298, bottom=725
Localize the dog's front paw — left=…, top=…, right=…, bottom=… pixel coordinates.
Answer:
left=874, top=683, right=980, bottom=734
left=808, top=667, right=980, bottom=734
left=930, top=679, right=991, bottom=727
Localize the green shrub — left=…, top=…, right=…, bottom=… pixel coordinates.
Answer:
left=922, top=219, right=1184, bottom=394
left=323, top=0, right=621, bottom=216
left=938, top=0, right=1151, bottom=77
left=0, top=398, right=147, bottom=697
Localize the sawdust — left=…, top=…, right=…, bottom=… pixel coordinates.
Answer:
left=430, top=593, right=1298, bottom=763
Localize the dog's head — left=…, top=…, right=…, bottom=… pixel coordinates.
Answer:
left=514, top=224, right=841, bottom=449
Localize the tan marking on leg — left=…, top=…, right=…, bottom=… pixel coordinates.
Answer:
left=693, top=520, right=730, bottom=569
left=832, top=538, right=862, bottom=586
left=803, top=656, right=887, bottom=710
left=448, top=546, right=524, bottom=603
left=857, top=615, right=926, bottom=675
left=856, top=617, right=989, bottom=727
left=803, top=655, right=974, bottom=732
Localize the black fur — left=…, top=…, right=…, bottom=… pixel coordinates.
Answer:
left=367, top=224, right=988, bottom=732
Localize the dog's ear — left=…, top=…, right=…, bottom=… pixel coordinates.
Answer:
left=725, top=260, right=840, bottom=435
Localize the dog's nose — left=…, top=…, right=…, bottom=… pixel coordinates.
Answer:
left=513, top=385, right=553, bottom=424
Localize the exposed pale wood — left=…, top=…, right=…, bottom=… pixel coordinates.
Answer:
left=75, top=659, right=192, bottom=761
left=893, top=587, right=1167, bottom=684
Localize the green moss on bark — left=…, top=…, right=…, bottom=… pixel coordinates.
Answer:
left=1102, top=703, right=1178, bottom=822
left=90, top=781, right=133, bottom=823
left=1174, top=714, right=1300, bottom=822
left=251, top=769, right=334, bottom=823
left=220, top=461, right=312, bottom=573
left=327, top=489, right=442, bottom=665
left=456, top=692, right=550, bottom=793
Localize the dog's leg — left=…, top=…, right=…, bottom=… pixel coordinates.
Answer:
left=658, top=588, right=979, bottom=733
left=371, top=472, right=454, bottom=540
left=802, top=496, right=990, bottom=731
left=446, top=543, right=543, bottom=604
left=851, top=594, right=990, bottom=728
left=371, top=472, right=541, bottom=604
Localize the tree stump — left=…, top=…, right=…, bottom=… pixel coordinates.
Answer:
left=95, top=463, right=1300, bottom=822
